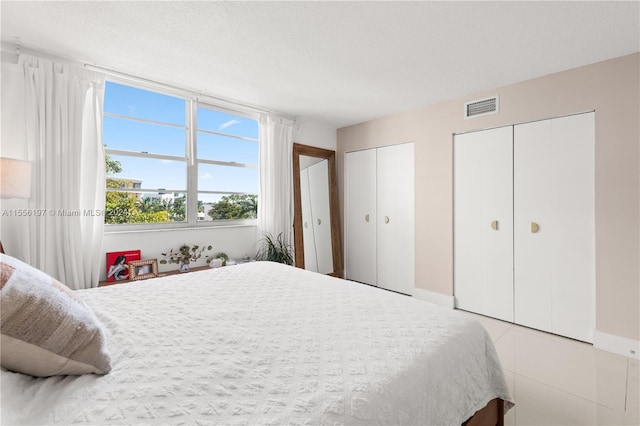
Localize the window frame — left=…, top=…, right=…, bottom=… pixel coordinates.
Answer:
left=103, top=79, right=260, bottom=232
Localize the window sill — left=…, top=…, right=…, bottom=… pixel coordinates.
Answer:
left=104, top=221, right=257, bottom=235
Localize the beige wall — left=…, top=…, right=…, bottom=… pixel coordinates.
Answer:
left=337, top=53, right=639, bottom=341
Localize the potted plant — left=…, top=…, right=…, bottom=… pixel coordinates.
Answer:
left=160, top=244, right=213, bottom=272
left=255, top=232, right=294, bottom=265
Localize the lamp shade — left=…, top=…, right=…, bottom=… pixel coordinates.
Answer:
left=0, top=158, right=32, bottom=199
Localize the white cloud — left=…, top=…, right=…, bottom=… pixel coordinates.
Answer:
left=201, top=172, right=214, bottom=179
left=219, top=119, right=240, bottom=131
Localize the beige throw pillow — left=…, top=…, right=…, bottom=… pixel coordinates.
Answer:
left=0, top=254, right=111, bottom=377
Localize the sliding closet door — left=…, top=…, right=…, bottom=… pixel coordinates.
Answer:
left=377, top=143, right=414, bottom=295
left=345, top=149, right=377, bottom=285
left=514, top=112, right=595, bottom=342
left=454, top=127, right=514, bottom=321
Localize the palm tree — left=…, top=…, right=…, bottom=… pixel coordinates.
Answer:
left=239, top=194, right=258, bottom=218
left=161, top=198, right=174, bottom=213
left=136, top=197, right=156, bottom=213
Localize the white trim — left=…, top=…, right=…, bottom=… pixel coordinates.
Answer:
left=104, top=111, right=187, bottom=129
left=413, top=288, right=455, bottom=308
left=593, top=330, right=640, bottom=359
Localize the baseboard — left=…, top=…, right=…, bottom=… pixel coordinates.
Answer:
left=413, top=287, right=455, bottom=308
left=593, top=330, right=639, bottom=359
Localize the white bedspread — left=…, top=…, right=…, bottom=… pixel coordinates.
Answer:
left=1, top=261, right=513, bottom=425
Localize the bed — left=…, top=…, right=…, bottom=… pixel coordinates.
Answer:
left=1, top=258, right=513, bottom=425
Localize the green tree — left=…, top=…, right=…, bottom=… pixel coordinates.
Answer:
left=136, top=197, right=156, bottom=213
left=170, top=195, right=186, bottom=221
left=105, top=193, right=136, bottom=224
left=105, top=151, right=122, bottom=175
left=105, top=152, right=136, bottom=224
left=104, top=150, right=169, bottom=224
left=207, top=194, right=257, bottom=220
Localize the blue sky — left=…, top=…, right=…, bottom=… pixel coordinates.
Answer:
left=103, top=82, right=258, bottom=203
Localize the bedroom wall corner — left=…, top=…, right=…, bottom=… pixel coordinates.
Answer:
left=293, top=118, right=337, bottom=151
left=337, top=52, right=640, bottom=344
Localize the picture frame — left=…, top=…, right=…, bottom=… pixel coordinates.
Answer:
left=129, top=259, right=159, bottom=281
left=105, top=250, right=141, bottom=282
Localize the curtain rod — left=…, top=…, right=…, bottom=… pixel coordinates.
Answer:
left=1, top=42, right=297, bottom=121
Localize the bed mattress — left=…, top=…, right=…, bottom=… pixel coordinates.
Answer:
left=1, top=261, right=513, bottom=425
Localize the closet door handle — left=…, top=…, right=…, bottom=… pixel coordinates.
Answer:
left=531, top=222, right=540, bottom=233
left=317, top=218, right=321, bottom=226
left=304, top=222, right=308, bottom=229
left=365, top=214, right=370, bottom=223
left=491, top=220, right=499, bottom=230
left=384, top=216, right=390, bottom=224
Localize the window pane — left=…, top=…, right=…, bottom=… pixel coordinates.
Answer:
left=197, top=107, right=259, bottom=138
left=198, top=164, right=258, bottom=193
left=198, top=193, right=257, bottom=221
left=108, top=155, right=186, bottom=190
left=104, top=116, right=186, bottom=157
left=197, top=132, right=258, bottom=164
left=105, top=191, right=187, bottom=224
left=104, top=82, right=185, bottom=125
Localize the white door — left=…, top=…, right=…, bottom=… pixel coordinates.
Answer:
left=514, top=112, right=595, bottom=342
left=376, top=143, right=414, bottom=295
left=300, top=168, right=318, bottom=272
left=454, top=127, right=514, bottom=321
left=308, top=159, right=333, bottom=275
left=345, top=149, right=377, bottom=285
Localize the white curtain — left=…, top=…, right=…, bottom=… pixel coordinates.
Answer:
left=258, top=115, right=294, bottom=246
left=22, top=54, right=105, bottom=290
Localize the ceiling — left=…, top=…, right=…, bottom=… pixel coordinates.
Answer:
left=1, top=1, right=639, bottom=128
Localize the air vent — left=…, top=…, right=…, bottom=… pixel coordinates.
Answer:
left=464, top=95, right=499, bottom=118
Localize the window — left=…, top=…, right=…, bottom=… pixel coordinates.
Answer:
left=103, top=81, right=259, bottom=228
left=196, top=106, right=259, bottom=222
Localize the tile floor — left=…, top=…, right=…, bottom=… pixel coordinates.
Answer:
left=457, top=310, right=639, bottom=425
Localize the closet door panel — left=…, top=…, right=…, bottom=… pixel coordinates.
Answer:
left=376, top=143, right=414, bottom=295
left=514, top=120, right=554, bottom=333
left=549, top=113, right=595, bottom=342
left=345, top=149, right=377, bottom=285
left=454, top=127, right=514, bottom=321
left=514, top=112, right=595, bottom=342
left=308, top=160, right=333, bottom=275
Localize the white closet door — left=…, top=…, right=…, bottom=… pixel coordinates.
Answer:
left=454, top=127, right=514, bottom=321
left=300, top=168, right=318, bottom=273
left=376, top=143, right=414, bottom=295
left=514, top=112, right=595, bottom=342
left=308, top=160, right=333, bottom=275
left=345, top=149, right=377, bottom=285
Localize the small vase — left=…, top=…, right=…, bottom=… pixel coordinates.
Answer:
left=209, top=258, right=224, bottom=268
left=180, top=262, right=190, bottom=273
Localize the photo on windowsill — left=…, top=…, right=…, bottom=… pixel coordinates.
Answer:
left=129, top=259, right=159, bottom=281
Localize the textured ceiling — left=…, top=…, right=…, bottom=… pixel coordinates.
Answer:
left=1, top=1, right=639, bottom=128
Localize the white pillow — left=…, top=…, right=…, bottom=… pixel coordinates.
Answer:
left=0, top=253, right=112, bottom=377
